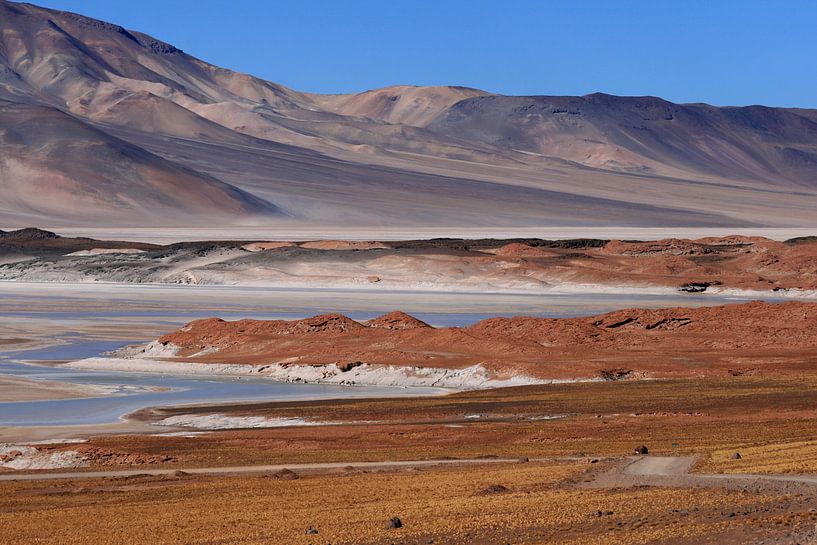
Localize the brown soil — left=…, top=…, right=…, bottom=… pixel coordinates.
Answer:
left=298, top=240, right=391, bottom=250
left=241, top=241, right=296, bottom=251
left=10, top=375, right=817, bottom=544
left=5, top=234, right=817, bottom=294
left=564, top=236, right=817, bottom=291
left=8, top=461, right=815, bottom=545
left=158, top=301, right=817, bottom=379
left=480, top=242, right=560, bottom=258
left=110, top=374, right=817, bottom=469
left=0, top=228, right=159, bottom=252
left=73, top=447, right=177, bottom=466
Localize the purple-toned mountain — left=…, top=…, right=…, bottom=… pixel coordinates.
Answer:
left=1, top=0, right=815, bottom=228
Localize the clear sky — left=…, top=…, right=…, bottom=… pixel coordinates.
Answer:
left=29, top=0, right=817, bottom=107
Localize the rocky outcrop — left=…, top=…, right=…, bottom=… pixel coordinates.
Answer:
left=2, top=235, right=817, bottom=294
left=144, top=301, right=817, bottom=381
left=367, top=311, right=431, bottom=330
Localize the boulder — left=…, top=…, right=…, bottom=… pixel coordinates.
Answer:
left=479, top=484, right=509, bottom=495
left=271, top=468, right=299, bottom=480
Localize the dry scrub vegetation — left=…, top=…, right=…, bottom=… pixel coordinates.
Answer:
left=7, top=375, right=817, bottom=543
left=2, top=462, right=812, bottom=545
left=113, top=376, right=817, bottom=468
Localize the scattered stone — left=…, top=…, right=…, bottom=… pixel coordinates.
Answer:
left=305, top=526, right=318, bottom=535
left=387, top=517, right=403, bottom=529
left=76, top=447, right=176, bottom=466
left=679, top=281, right=721, bottom=293
left=271, top=468, right=299, bottom=480
left=336, top=360, right=364, bottom=372
left=479, top=484, right=509, bottom=495
left=120, top=473, right=153, bottom=481
left=731, top=452, right=742, bottom=460
left=728, top=368, right=757, bottom=376
left=634, top=445, right=649, bottom=455
left=598, top=368, right=633, bottom=381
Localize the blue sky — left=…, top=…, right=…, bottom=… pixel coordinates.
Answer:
left=31, top=0, right=817, bottom=107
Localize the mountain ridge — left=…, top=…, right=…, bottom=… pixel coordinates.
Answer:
left=1, top=0, right=816, bottom=228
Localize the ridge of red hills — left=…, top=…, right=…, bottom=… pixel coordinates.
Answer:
left=157, top=301, right=817, bottom=380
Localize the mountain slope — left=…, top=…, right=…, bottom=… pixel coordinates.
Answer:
left=309, top=85, right=490, bottom=127
left=0, top=0, right=816, bottom=229
left=0, top=101, right=279, bottom=226
left=426, top=93, right=817, bottom=185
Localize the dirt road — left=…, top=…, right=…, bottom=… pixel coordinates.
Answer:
left=0, top=456, right=538, bottom=482
left=8, top=454, right=817, bottom=495
left=590, top=456, right=817, bottom=493
left=622, top=455, right=697, bottom=476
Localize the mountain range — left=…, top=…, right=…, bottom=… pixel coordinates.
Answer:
left=1, top=0, right=816, bottom=228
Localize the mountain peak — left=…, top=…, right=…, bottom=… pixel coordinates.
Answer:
left=0, top=0, right=815, bottom=229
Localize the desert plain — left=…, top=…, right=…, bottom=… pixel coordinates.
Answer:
left=1, top=230, right=817, bottom=545
left=2, top=2, right=817, bottom=543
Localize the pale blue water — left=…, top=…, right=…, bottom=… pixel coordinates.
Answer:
left=0, top=339, right=443, bottom=426
left=0, top=286, right=784, bottom=427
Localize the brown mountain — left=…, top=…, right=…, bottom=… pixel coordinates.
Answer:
left=1, top=0, right=816, bottom=228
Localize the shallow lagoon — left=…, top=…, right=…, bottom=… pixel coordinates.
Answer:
left=0, top=283, right=782, bottom=427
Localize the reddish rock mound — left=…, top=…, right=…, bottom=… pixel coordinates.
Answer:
left=299, top=240, right=390, bottom=251
left=586, top=237, right=817, bottom=292
left=160, top=314, right=367, bottom=355
left=483, top=243, right=558, bottom=259
left=602, top=239, right=717, bottom=256
left=287, top=314, right=365, bottom=334
left=367, top=311, right=431, bottom=330
left=241, top=242, right=296, bottom=252
left=155, top=302, right=817, bottom=380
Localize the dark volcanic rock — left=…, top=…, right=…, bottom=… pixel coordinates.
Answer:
left=270, top=468, right=299, bottom=480
left=479, top=484, right=510, bottom=495
left=0, top=228, right=60, bottom=240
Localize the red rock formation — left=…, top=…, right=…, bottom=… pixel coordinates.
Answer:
left=156, top=302, right=817, bottom=380
left=367, top=312, right=431, bottom=330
